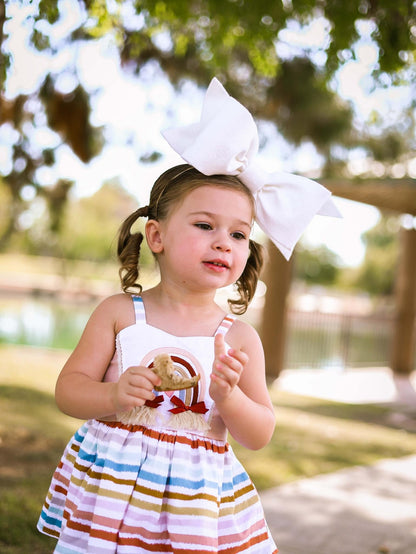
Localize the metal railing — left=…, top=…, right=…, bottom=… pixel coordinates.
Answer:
left=284, top=309, right=411, bottom=370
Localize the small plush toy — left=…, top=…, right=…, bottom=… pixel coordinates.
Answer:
left=152, top=353, right=200, bottom=391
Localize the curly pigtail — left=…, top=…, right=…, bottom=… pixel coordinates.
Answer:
left=117, top=206, right=149, bottom=293
left=228, top=239, right=264, bottom=315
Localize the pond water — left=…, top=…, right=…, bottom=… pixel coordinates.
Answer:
left=0, top=294, right=406, bottom=369
left=0, top=295, right=95, bottom=350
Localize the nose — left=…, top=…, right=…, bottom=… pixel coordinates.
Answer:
left=213, top=231, right=231, bottom=252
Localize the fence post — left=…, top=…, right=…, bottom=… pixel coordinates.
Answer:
left=339, top=314, right=352, bottom=369
left=391, top=227, right=416, bottom=375
left=260, top=241, right=293, bottom=380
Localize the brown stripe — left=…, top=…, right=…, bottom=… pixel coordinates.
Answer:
left=146, top=486, right=218, bottom=504
left=62, top=508, right=275, bottom=552
left=218, top=531, right=272, bottom=553
left=68, top=472, right=222, bottom=506
left=52, top=471, right=70, bottom=488
left=71, top=463, right=136, bottom=487
left=68, top=458, right=244, bottom=506
left=219, top=494, right=259, bottom=517
left=65, top=518, right=173, bottom=552
left=61, top=467, right=255, bottom=511
left=220, top=483, right=256, bottom=504
left=40, top=525, right=60, bottom=538
left=118, top=524, right=216, bottom=546
left=118, top=535, right=209, bottom=552
left=128, top=497, right=218, bottom=518
left=54, top=484, right=68, bottom=496
left=97, top=420, right=228, bottom=452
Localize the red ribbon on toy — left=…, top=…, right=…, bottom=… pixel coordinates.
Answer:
left=145, top=395, right=164, bottom=409
left=169, top=396, right=208, bottom=415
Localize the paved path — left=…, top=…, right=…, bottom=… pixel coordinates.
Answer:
left=261, top=368, right=416, bottom=554
left=261, top=455, right=416, bottom=554
left=276, top=367, right=416, bottom=406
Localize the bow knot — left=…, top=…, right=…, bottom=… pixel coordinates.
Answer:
left=145, top=395, right=164, bottom=409
left=169, top=396, right=208, bottom=415
left=162, top=78, right=341, bottom=260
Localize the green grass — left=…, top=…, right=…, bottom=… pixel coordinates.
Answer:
left=0, top=346, right=78, bottom=553
left=232, top=389, right=416, bottom=489
left=1, top=344, right=416, bottom=552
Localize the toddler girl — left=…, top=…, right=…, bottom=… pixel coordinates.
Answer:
left=38, top=78, right=339, bottom=553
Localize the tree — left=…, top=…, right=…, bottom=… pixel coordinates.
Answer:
left=353, top=215, right=400, bottom=296
left=293, top=243, right=341, bottom=286
left=18, top=179, right=152, bottom=263
left=58, top=180, right=151, bottom=263
left=1, top=0, right=415, bottom=250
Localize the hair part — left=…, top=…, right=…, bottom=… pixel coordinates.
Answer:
left=117, top=164, right=264, bottom=314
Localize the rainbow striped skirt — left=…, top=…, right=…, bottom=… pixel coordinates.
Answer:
left=37, top=419, right=278, bottom=553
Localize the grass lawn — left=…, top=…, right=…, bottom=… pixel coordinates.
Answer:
left=1, top=344, right=416, bottom=553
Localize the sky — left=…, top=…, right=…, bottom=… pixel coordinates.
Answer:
left=2, top=2, right=413, bottom=267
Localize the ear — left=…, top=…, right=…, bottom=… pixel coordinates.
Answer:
left=145, top=220, right=164, bottom=253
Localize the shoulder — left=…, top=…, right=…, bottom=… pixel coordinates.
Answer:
left=89, top=293, right=136, bottom=334
left=226, top=317, right=264, bottom=355
left=93, top=293, right=133, bottom=313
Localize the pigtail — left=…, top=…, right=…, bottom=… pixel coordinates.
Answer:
left=117, top=206, right=149, bottom=293
left=228, top=239, right=264, bottom=315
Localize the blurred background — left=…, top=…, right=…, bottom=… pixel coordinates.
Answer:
left=1, top=0, right=415, bottom=378
left=1, top=2, right=416, bottom=552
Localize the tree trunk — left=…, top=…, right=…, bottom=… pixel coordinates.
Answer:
left=390, top=227, right=416, bottom=375
left=260, top=240, right=293, bottom=380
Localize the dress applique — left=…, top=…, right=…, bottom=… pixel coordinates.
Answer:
left=117, top=350, right=210, bottom=432
left=37, top=295, right=278, bottom=553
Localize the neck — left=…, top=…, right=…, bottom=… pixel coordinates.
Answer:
left=148, top=282, right=216, bottom=310
left=142, top=283, right=225, bottom=336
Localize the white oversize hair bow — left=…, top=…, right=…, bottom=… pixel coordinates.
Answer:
left=162, top=77, right=341, bottom=260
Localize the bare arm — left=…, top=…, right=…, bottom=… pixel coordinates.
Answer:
left=209, top=322, right=276, bottom=450
left=55, top=295, right=160, bottom=420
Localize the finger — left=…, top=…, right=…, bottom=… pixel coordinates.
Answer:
left=225, top=347, right=248, bottom=368
left=127, top=387, right=157, bottom=402
left=128, top=366, right=162, bottom=388
left=214, top=333, right=226, bottom=359
left=213, top=360, right=240, bottom=387
left=217, top=354, right=240, bottom=375
left=210, top=371, right=231, bottom=390
left=146, top=368, right=162, bottom=388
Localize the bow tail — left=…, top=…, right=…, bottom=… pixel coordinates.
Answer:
left=252, top=172, right=342, bottom=260
left=318, top=197, right=343, bottom=217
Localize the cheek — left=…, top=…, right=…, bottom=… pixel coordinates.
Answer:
left=243, top=242, right=251, bottom=260
left=175, top=237, right=202, bottom=261
left=235, top=244, right=251, bottom=271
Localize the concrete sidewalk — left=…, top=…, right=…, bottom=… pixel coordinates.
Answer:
left=261, top=455, right=416, bottom=554
left=261, top=367, right=416, bottom=553
left=275, top=367, right=416, bottom=406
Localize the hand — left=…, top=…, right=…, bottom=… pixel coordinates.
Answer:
left=112, top=366, right=161, bottom=413
left=209, top=333, right=248, bottom=403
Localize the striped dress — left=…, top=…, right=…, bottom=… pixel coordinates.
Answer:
left=38, top=295, right=278, bottom=553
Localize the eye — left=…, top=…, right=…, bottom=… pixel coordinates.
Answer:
left=195, top=222, right=212, bottom=231
left=231, top=231, right=247, bottom=241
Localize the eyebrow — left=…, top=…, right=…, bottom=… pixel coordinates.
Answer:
left=189, top=211, right=252, bottom=230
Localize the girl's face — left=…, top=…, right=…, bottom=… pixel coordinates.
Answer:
left=147, top=185, right=253, bottom=293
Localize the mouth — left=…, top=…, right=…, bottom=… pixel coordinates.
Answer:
left=203, top=259, right=230, bottom=271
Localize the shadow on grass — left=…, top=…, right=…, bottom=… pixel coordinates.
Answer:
left=232, top=390, right=416, bottom=491
left=272, top=390, right=416, bottom=432
left=0, top=385, right=76, bottom=553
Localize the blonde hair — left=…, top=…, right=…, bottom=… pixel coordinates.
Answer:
left=117, top=164, right=264, bottom=314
